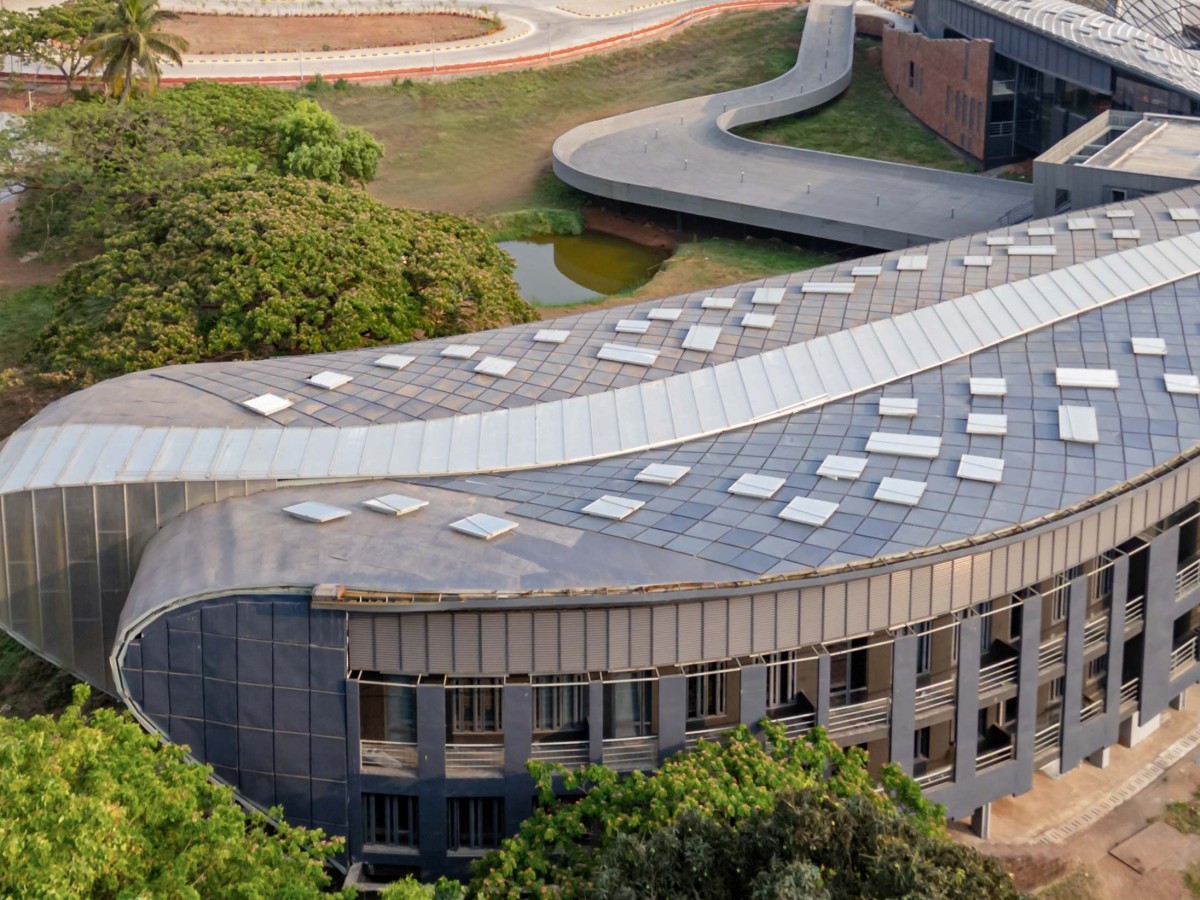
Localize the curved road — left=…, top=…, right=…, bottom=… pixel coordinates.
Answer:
left=552, top=0, right=1033, bottom=248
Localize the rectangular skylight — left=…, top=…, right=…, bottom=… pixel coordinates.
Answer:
left=635, top=463, right=691, bottom=485
left=728, top=473, right=786, bottom=499
left=800, top=282, right=855, bottom=294
left=647, top=308, right=682, bottom=321
left=581, top=495, right=646, bottom=520
left=283, top=501, right=351, bottom=524
left=440, top=345, right=481, bottom=359
left=1169, top=208, right=1200, bottom=221
left=702, top=296, right=736, bottom=309
left=879, top=397, right=918, bottom=417
left=865, top=432, right=942, bottom=459
left=874, top=477, right=927, bottom=506
left=1056, top=368, right=1119, bottom=389
left=740, top=312, right=776, bottom=329
left=1107, top=210, right=1135, bottom=219
left=682, top=325, right=722, bottom=352
left=243, top=394, right=293, bottom=416
left=751, top=287, right=786, bottom=306
left=534, top=329, right=571, bottom=344
left=1165, top=374, right=1200, bottom=395
left=816, top=455, right=868, bottom=480
left=375, top=354, right=415, bottom=370
left=1113, top=229, right=1141, bottom=240
left=598, top=343, right=658, bottom=366
left=851, top=265, right=882, bottom=276
left=1067, top=218, right=1096, bottom=231
left=778, top=496, right=839, bottom=526
left=363, top=494, right=429, bottom=516
left=896, top=256, right=928, bottom=271
left=474, top=356, right=517, bottom=378
left=957, top=455, right=1005, bottom=483
left=970, top=377, right=1008, bottom=396
left=1058, top=405, right=1100, bottom=443
left=1007, top=246, right=1058, bottom=256
left=986, top=236, right=1015, bottom=246
left=962, top=256, right=993, bottom=267
left=1131, top=337, right=1167, bottom=356
left=449, top=513, right=518, bottom=540
left=966, top=413, right=1008, bottom=436
left=306, top=371, right=353, bottom=390
left=615, top=319, right=651, bottom=334
left=1027, top=226, right=1055, bottom=237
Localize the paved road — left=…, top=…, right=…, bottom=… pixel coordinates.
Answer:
left=552, top=0, right=1034, bottom=248
left=164, top=0, right=788, bottom=82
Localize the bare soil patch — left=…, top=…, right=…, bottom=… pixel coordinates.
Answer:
left=174, top=12, right=497, bottom=55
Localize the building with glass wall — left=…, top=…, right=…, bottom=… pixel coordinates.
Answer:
left=2, top=186, right=1200, bottom=878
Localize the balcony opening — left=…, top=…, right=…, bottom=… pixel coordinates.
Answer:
left=362, top=793, right=418, bottom=849
left=356, top=673, right=417, bottom=772
left=532, top=674, right=588, bottom=742
left=446, top=677, right=503, bottom=743
left=446, top=797, right=504, bottom=852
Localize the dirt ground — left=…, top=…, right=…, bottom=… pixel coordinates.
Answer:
left=959, top=695, right=1200, bottom=898
left=174, top=12, right=496, bottom=55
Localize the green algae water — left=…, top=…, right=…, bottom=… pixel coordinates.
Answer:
left=497, top=231, right=667, bottom=306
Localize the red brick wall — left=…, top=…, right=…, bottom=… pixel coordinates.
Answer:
left=854, top=14, right=888, bottom=38
left=881, top=28, right=991, bottom=162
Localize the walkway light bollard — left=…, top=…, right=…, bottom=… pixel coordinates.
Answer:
left=951, top=208, right=955, bottom=219
left=740, top=171, right=744, bottom=182
left=806, top=183, right=811, bottom=194
left=684, top=158, right=688, bottom=170
left=876, top=194, right=880, bottom=206
left=644, top=142, right=648, bottom=153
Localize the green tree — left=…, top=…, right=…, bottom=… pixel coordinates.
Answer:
left=472, top=723, right=1020, bottom=899
left=84, top=0, right=188, bottom=102
left=0, top=82, right=301, bottom=255
left=31, top=172, right=534, bottom=382
left=275, top=99, right=383, bottom=186
left=1, top=0, right=110, bottom=92
left=0, top=684, right=350, bottom=898
left=380, top=875, right=467, bottom=900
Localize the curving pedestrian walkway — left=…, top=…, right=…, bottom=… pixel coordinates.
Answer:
left=552, top=0, right=1033, bottom=249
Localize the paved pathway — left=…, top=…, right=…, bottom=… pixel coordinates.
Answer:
left=552, top=0, right=1033, bottom=248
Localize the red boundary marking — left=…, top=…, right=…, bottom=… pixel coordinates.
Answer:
left=4, top=0, right=793, bottom=86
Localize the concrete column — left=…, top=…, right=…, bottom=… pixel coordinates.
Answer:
left=816, top=653, right=831, bottom=729
left=970, top=803, right=991, bottom=839
left=588, top=679, right=605, bottom=764
left=415, top=681, right=446, bottom=871
left=739, top=664, right=767, bottom=730
left=1171, top=690, right=1188, bottom=711
left=1059, top=575, right=1088, bottom=774
left=1088, top=746, right=1110, bottom=768
left=955, top=616, right=982, bottom=780
left=344, top=679, right=364, bottom=861
left=657, top=672, right=686, bottom=763
left=416, top=682, right=446, bottom=778
left=502, top=682, right=532, bottom=777
left=1101, top=557, right=1129, bottom=743
left=1141, top=527, right=1181, bottom=720
left=1014, top=592, right=1042, bottom=794
left=890, top=633, right=917, bottom=775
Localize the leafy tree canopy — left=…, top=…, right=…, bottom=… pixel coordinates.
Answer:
left=84, top=0, right=189, bottom=102
left=472, top=723, right=1021, bottom=899
left=0, top=684, right=349, bottom=898
left=31, top=172, right=534, bottom=382
left=276, top=99, right=383, bottom=186
left=0, top=82, right=380, bottom=256
left=1, top=0, right=110, bottom=90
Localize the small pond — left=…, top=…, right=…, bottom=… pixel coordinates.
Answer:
left=497, top=231, right=668, bottom=306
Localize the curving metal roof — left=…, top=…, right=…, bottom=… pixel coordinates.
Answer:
left=962, top=0, right=1200, bottom=100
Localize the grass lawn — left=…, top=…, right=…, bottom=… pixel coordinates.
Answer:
left=0, top=285, right=55, bottom=370
left=736, top=39, right=975, bottom=172
left=319, top=9, right=805, bottom=215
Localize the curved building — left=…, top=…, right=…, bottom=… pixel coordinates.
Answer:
left=2, top=186, right=1200, bottom=876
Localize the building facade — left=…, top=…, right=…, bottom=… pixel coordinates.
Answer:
left=3, top=186, right=1200, bottom=878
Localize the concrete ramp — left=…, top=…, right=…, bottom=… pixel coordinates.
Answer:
left=552, top=0, right=1033, bottom=249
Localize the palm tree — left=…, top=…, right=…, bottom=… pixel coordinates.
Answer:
left=85, top=0, right=188, bottom=102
